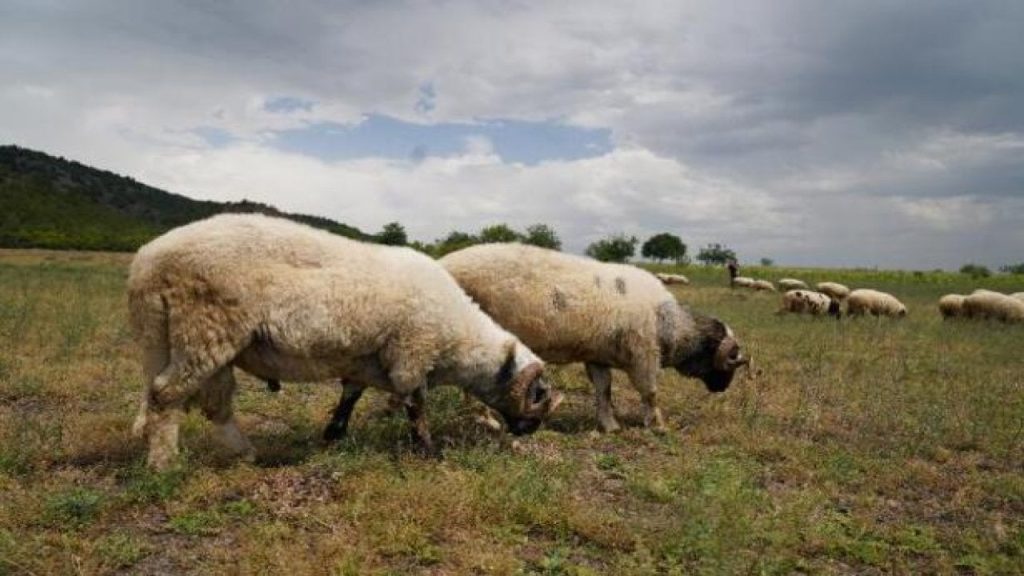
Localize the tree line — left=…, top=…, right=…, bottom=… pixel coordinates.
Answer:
left=374, top=222, right=739, bottom=265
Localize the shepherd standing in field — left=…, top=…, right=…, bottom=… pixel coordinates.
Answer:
left=727, top=258, right=740, bottom=286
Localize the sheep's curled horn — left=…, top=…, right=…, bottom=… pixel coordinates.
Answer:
left=509, top=362, right=553, bottom=415
left=713, top=336, right=749, bottom=371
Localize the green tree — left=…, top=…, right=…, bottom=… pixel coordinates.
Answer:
left=523, top=223, right=562, bottom=250
left=478, top=223, right=521, bottom=243
left=585, top=234, right=638, bottom=263
left=696, top=243, right=737, bottom=266
left=434, top=230, right=478, bottom=256
left=960, top=263, right=991, bottom=278
left=641, top=233, right=687, bottom=263
left=377, top=222, right=407, bottom=246
left=999, top=262, right=1024, bottom=275
left=760, top=257, right=774, bottom=267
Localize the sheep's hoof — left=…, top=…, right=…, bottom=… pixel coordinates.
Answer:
left=322, top=423, right=348, bottom=444
left=598, top=419, right=622, bottom=434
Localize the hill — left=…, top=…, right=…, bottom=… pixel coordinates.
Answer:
left=0, top=145, right=371, bottom=251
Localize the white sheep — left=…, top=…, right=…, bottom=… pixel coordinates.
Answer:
left=655, top=272, right=690, bottom=286
left=751, top=279, right=776, bottom=292
left=731, top=276, right=755, bottom=288
left=816, top=282, right=851, bottom=301
left=128, top=214, right=562, bottom=470
left=937, top=294, right=967, bottom=319
left=962, top=291, right=1024, bottom=322
left=438, top=244, right=749, bottom=433
left=777, top=278, right=809, bottom=291
left=1010, top=292, right=1024, bottom=302
left=845, top=289, right=907, bottom=318
left=778, top=290, right=841, bottom=317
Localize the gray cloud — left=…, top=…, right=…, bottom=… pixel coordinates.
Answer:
left=0, top=0, right=1021, bottom=268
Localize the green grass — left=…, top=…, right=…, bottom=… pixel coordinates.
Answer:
left=0, top=250, right=1021, bottom=574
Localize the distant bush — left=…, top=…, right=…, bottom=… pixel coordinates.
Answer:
left=523, top=223, right=561, bottom=250
left=696, top=243, right=737, bottom=266
left=760, top=257, right=774, bottom=267
left=641, top=233, right=687, bottom=263
left=376, top=222, right=407, bottom=246
left=999, top=262, right=1024, bottom=275
left=959, top=263, right=991, bottom=278
left=586, top=234, right=637, bottom=263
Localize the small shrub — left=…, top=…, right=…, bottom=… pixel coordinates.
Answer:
left=44, top=488, right=103, bottom=528
left=959, top=263, right=991, bottom=278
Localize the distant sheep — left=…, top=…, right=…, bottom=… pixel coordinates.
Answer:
left=816, top=282, right=851, bottom=301
left=937, top=294, right=967, bottom=319
left=962, top=291, right=1024, bottom=322
left=846, top=289, right=907, bottom=318
left=751, top=279, right=776, bottom=292
left=439, top=244, right=750, bottom=433
left=777, top=278, right=809, bottom=291
left=128, top=214, right=561, bottom=470
left=655, top=272, right=690, bottom=286
left=732, top=276, right=755, bottom=288
left=779, top=290, right=841, bottom=317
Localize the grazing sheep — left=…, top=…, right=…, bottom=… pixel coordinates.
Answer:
left=845, top=289, right=907, bottom=318
left=816, top=282, right=851, bottom=301
left=937, top=294, right=967, bottom=319
left=655, top=272, right=690, bottom=286
left=751, top=279, right=776, bottom=292
left=437, top=244, right=749, bottom=433
left=777, top=278, right=809, bottom=291
left=128, top=214, right=562, bottom=470
left=779, top=290, right=841, bottom=317
left=962, top=291, right=1024, bottom=322
left=732, top=276, right=755, bottom=288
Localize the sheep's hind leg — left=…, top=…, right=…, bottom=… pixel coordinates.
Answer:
left=324, top=382, right=365, bottom=443
left=199, top=367, right=254, bottom=462
left=586, top=363, right=621, bottom=433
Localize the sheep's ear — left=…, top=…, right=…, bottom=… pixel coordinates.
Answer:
left=496, top=344, right=516, bottom=386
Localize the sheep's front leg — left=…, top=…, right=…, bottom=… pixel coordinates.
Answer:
left=324, top=382, right=365, bottom=443
left=585, top=363, right=621, bottom=433
left=628, top=363, right=666, bottom=433
left=404, top=385, right=437, bottom=456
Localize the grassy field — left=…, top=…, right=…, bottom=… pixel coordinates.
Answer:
left=0, top=249, right=1022, bottom=575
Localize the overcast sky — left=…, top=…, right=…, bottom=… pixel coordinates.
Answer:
left=2, top=1, right=1022, bottom=268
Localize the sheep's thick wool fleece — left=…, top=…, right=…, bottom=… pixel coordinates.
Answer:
left=441, top=244, right=694, bottom=368
left=128, top=214, right=513, bottom=393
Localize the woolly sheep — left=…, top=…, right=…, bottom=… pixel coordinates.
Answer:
left=845, top=289, right=907, bottom=318
left=1010, top=292, right=1024, bottom=302
left=128, top=214, right=562, bottom=470
left=732, top=276, right=755, bottom=288
left=816, top=282, right=851, bottom=301
left=436, top=244, right=749, bottom=433
left=777, top=278, right=808, bottom=291
left=937, top=294, right=967, bottom=319
left=779, top=290, right=840, bottom=317
left=655, top=272, right=690, bottom=286
left=751, top=279, right=776, bottom=292
left=962, top=291, right=1024, bottom=322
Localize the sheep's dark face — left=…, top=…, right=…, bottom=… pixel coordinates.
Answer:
left=485, top=345, right=563, bottom=435
left=827, top=299, right=842, bottom=318
left=674, top=316, right=748, bottom=393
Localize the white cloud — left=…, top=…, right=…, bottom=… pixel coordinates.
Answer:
left=1, top=1, right=1022, bottom=268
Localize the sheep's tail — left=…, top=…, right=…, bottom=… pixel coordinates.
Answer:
left=129, top=289, right=170, bottom=438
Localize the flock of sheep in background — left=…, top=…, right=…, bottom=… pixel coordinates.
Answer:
left=660, top=274, right=1023, bottom=323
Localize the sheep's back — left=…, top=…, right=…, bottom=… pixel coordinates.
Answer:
left=441, top=244, right=669, bottom=360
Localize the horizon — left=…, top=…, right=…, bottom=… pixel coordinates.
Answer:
left=1, top=2, right=1022, bottom=269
